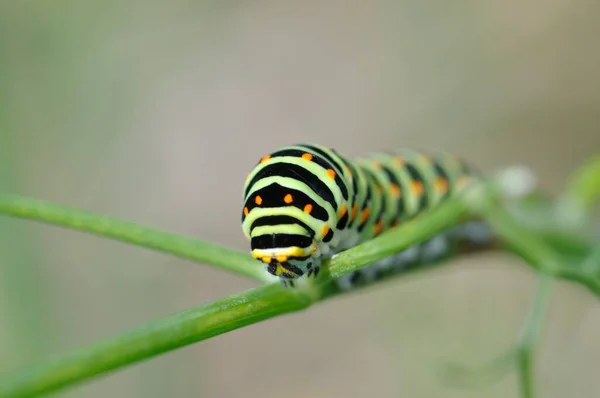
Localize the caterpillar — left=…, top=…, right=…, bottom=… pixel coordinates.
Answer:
left=241, top=143, right=494, bottom=289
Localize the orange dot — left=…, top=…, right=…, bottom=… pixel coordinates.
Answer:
left=326, top=169, right=336, bottom=179
left=321, top=225, right=330, bottom=237
left=374, top=220, right=384, bottom=234
left=338, top=204, right=348, bottom=218
left=284, top=193, right=293, bottom=204
left=276, top=256, right=288, bottom=263
left=243, top=207, right=249, bottom=216
left=301, top=153, right=313, bottom=161
left=255, top=195, right=263, bottom=205
left=435, top=177, right=448, bottom=193
left=260, top=155, right=271, bottom=163
left=360, top=208, right=370, bottom=223
left=390, top=184, right=401, bottom=198
left=411, top=181, right=424, bottom=195
left=262, top=257, right=272, bottom=263
left=303, top=204, right=313, bottom=214
left=351, top=204, right=359, bottom=220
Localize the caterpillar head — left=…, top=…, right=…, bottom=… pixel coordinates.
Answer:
left=241, top=144, right=335, bottom=281
left=250, top=235, right=319, bottom=279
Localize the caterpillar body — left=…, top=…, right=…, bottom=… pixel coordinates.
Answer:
left=241, top=143, right=493, bottom=289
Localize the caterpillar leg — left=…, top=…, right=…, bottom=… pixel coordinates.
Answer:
left=334, top=237, right=451, bottom=291
left=281, top=279, right=295, bottom=288
left=279, top=261, right=321, bottom=288
left=306, top=263, right=321, bottom=278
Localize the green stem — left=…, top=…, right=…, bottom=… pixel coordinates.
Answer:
left=478, top=197, right=561, bottom=276
left=563, top=155, right=600, bottom=212
left=0, top=283, right=315, bottom=398
left=0, top=198, right=471, bottom=398
left=476, top=191, right=560, bottom=398
left=516, top=273, right=554, bottom=398
left=0, top=173, right=597, bottom=398
left=478, top=192, right=600, bottom=295
left=0, top=195, right=271, bottom=283
left=324, top=197, right=468, bottom=280
left=0, top=193, right=468, bottom=286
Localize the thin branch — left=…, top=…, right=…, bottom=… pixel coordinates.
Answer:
left=560, top=155, right=600, bottom=218
left=0, top=195, right=272, bottom=283
left=0, top=284, right=315, bottom=398
left=0, top=196, right=474, bottom=398
left=0, top=164, right=598, bottom=398
left=324, top=197, right=468, bottom=281
left=516, top=273, right=554, bottom=398
left=439, top=274, right=554, bottom=398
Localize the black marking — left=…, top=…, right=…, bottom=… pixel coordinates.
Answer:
left=357, top=168, right=379, bottom=233
left=251, top=233, right=313, bottom=250
left=298, top=144, right=345, bottom=177
left=433, top=160, right=451, bottom=199
left=282, top=262, right=304, bottom=276
left=334, top=152, right=361, bottom=221
left=323, top=227, right=334, bottom=243
left=245, top=163, right=338, bottom=212
left=334, top=151, right=359, bottom=193
left=266, top=261, right=304, bottom=277
left=336, top=211, right=349, bottom=230
left=244, top=183, right=329, bottom=222
left=250, top=215, right=316, bottom=238
left=281, top=279, right=295, bottom=288
left=269, top=148, right=349, bottom=201
left=375, top=183, right=387, bottom=228
left=353, top=166, right=373, bottom=230
left=381, top=164, right=401, bottom=188
left=405, top=163, right=428, bottom=212
left=350, top=271, right=362, bottom=285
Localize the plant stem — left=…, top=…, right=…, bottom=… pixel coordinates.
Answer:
left=325, top=197, right=468, bottom=280
left=0, top=197, right=472, bottom=398
left=516, top=273, right=554, bottom=398
left=0, top=195, right=271, bottom=283
left=563, top=155, right=600, bottom=212
left=0, top=169, right=597, bottom=398
left=0, top=283, right=314, bottom=398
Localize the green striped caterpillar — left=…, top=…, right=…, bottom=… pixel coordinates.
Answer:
left=241, top=143, right=493, bottom=288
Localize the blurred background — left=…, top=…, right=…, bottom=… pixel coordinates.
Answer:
left=1, top=1, right=599, bottom=397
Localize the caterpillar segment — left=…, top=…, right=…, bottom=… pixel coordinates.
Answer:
left=241, top=144, right=494, bottom=288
